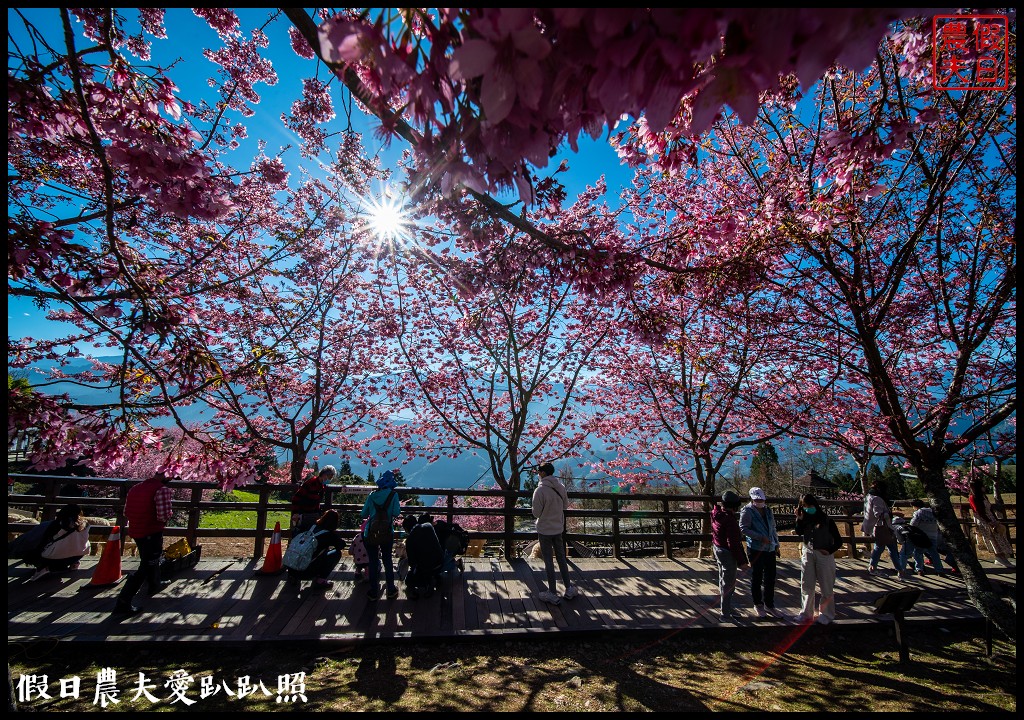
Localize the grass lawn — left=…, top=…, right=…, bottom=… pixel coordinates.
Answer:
left=198, top=489, right=291, bottom=530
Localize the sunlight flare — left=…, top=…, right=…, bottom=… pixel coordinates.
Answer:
left=359, top=185, right=415, bottom=248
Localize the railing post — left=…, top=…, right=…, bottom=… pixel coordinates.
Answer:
left=186, top=485, right=203, bottom=547
left=504, top=491, right=516, bottom=561
left=446, top=493, right=454, bottom=525
left=844, top=503, right=859, bottom=559
left=255, top=484, right=272, bottom=559
left=612, top=497, right=621, bottom=559
left=41, top=477, right=58, bottom=521
left=116, top=480, right=131, bottom=556
left=663, top=498, right=672, bottom=559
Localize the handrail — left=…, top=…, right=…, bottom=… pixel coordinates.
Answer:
left=7, top=473, right=1015, bottom=561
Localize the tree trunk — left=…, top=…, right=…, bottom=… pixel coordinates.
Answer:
left=992, top=459, right=1007, bottom=521
left=289, top=448, right=308, bottom=485
left=696, top=476, right=716, bottom=559
left=916, top=457, right=1015, bottom=641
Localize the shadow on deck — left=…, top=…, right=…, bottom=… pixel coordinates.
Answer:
left=7, top=555, right=1014, bottom=646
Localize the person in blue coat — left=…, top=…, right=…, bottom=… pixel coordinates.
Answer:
left=739, top=487, right=781, bottom=618
left=360, top=470, right=402, bottom=601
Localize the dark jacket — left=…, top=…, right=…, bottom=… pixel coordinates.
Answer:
left=711, top=504, right=749, bottom=567
left=795, top=512, right=842, bottom=555
left=405, top=522, right=444, bottom=573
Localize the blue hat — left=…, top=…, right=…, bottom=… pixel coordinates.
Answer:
left=377, top=470, right=396, bottom=489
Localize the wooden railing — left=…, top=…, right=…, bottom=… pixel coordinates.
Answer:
left=7, top=474, right=1015, bottom=561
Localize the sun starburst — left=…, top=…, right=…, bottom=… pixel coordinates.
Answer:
left=359, top=185, right=415, bottom=250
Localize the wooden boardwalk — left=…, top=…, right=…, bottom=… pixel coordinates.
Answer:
left=7, top=555, right=1014, bottom=645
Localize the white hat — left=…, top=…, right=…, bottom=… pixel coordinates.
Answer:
left=749, top=487, right=766, bottom=501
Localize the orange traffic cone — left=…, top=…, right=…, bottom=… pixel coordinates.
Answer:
left=257, top=522, right=284, bottom=575
left=89, top=525, right=124, bottom=586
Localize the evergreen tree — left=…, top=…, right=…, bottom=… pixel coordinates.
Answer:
left=882, top=458, right=905, bottom=499
left=391, top=468, right=422, bottom=506
left=830, top=471, right=857, bottom=493
left=522, top=471, right=539, bottom=495
left=339, top=459, right=353, bottom=479
left=865, top=463, right=885, bottom=489
left=366, top=468, right=375, bottom=485
left=749, top=442, right=784, bottom=496
left=325, top=459, right=363, bottom=529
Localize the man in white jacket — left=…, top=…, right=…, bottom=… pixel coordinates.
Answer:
left=531, top=462, right=578, bottom=604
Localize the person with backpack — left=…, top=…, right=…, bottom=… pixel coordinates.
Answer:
left=891, top=513, right=915, bottom=575
left=285, top=509, right=346, bottom=589
left=26, top=503, right=90, bottom=581
left=434, top=519, right=467, bottom=574
left=862, top=479, right=906, bottom=579
left=907, top=498, right=946, bottom=575
left=360, top=470, right=402, bottom=601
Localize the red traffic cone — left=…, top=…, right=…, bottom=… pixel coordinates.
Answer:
left=89, top=525, right=124, bottom=586
left=257, top=521, right=284, bottom=575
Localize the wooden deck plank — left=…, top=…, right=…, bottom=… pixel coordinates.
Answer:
left=7, top=558, right=1011, bottom=643
left=509, top=558, right=558, bottom=629
left=491, top=558, right=531, bottom=631
left=519, top=557, right=569, bottom=628
left=452, top=565, right=468, bottom=633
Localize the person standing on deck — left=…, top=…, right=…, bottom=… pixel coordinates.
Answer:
left=739, top=487, right=781, bottom=618
left=792, top=494, right=843, bottom=625
left=968, top=477, right=1015, bottom=568
left=531, top=462, right=578, bottom=605
left=711, top=490, right=749, bottom=621
left=113, top=471, right=174, bottom=615
left=361, top=470, right=402, bottom=601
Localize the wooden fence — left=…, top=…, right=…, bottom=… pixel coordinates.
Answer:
left=7, top=474, right=1015, bottom=561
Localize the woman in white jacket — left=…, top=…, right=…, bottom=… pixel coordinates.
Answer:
left=28, top=503, right=90, bottom=581
left=862, top=480, right=906, bottom=578
left=531, top=462, right=578, bottom=605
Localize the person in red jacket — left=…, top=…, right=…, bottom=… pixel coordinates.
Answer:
left=291, top=466, right=335, bottom=538
left=711, top=490, right=749, bottom=621
left=113, top=471, right=174, bottom=615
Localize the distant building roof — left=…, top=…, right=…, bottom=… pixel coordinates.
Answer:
left=797, top=470, right=837, bottom=489
left=795, top=471, right=841, bottom=499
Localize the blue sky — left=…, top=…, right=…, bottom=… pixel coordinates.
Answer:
left=7, top=8, right=635, bottom=345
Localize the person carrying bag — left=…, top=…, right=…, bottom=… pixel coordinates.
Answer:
left=862, top=480, right=906, bottom=579
left=28, top=504, right=90, bottom=581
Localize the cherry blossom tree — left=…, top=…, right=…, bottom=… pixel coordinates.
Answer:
left=790, top=385, right=905, bottom=496
left=374, top=235, right=617, bottom=493
left=194, top=159, right=394, bottom=485
left=292, top=8, right=925, bottom=204
left=8, top=8, right=297, bottom=485
left=587, top=283, right=826, bottom=555
left=10, top=9, right=949, bottom=485
left=631, top=28, right=1016, bottom=636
